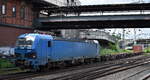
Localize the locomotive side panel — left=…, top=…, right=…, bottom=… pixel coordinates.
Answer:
left=51, top=40, right=100, bottom=61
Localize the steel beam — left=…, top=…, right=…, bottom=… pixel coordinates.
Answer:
left=39, top=3, right=150, bottom=13
left=34, top=14, right=150, bottom=30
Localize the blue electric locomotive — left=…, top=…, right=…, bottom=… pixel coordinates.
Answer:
left=14, top=33, right=100, bottom=70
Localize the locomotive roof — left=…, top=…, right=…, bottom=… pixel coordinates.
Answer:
left=54, top=37, right=98, bottom=43
left=18, top=33, right=98, bottom=44
left=18, top=33, right=53, bottom=40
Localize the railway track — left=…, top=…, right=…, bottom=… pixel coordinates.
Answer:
left=143, top=74, right=150, bottom=80
left=0, top=68, right=19, bottom=72
left=0, top=54, right=149, bottom=80
left=50, top=56, right=150, bottom=80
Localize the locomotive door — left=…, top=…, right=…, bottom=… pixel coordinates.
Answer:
left=47, top=40, right=52, bottom=61
left=37, top=39, right=48, bottom=65
left=37, top=39, right=52, bottom=65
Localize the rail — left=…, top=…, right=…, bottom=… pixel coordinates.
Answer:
left=0, top=53, right=144, bottom=80
left=50, top=56, right=150, bottom=80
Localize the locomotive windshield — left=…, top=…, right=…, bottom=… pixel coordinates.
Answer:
left=16, top=36, right=35, bottom=49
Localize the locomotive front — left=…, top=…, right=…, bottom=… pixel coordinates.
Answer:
left=14, top=34, right=37, bottom=69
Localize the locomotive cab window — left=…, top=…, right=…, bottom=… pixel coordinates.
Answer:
left=16, top=36, right=35, bottom=49
left=48, top=41, right=51, bottom=47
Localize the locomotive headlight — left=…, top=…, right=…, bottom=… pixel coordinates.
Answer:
left=32, top=55, right=36, bottom=58
left=30, top=53, right=36, bottom=59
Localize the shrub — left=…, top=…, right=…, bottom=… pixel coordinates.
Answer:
left=0, top=59, right=14, bottom=69
left=144, top=47, right=150, bottom=53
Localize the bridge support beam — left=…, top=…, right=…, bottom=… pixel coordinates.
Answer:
left=34, top=14, right=150, bottom=29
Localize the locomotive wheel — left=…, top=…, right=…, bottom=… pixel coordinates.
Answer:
left=39, top=65, right=49, bottom=72
left=59, top=62, right=66, bottom=69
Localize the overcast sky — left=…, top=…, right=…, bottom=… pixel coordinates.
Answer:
left=79, top=0, right=150, bottom=39
left=80, top=0, right=150, bottom=5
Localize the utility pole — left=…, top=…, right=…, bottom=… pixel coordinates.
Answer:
left=122, top=28, right=125, bottom=49
left=134, top=28, right=137, bottom=45
left=139, top=0, right=144, bottom=14
left=123, top=28, right=125, bottom=41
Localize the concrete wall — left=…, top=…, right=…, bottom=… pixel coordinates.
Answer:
left=61, top=29, right=80, bottom=39
left=79, top=30, right=117, bottom=43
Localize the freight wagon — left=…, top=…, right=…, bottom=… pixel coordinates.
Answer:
left=14, top=33, right=100, bottom=70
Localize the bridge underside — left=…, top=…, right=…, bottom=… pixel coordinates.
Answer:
left=97, top=39, right=114, bottom=48
left=35, top=20, right=150, bottom=30
left=41, top=3, right=150, bottom=14
left=34, top=14, right=150, bottom=30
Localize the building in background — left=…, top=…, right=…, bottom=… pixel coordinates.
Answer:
left=119, top=38, right=150, bottom=50
left=0, top=0, right=80, bottom=47
left=136, top=39, right=150, bottom=48
left=0, top=0, right=36, bottom=47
